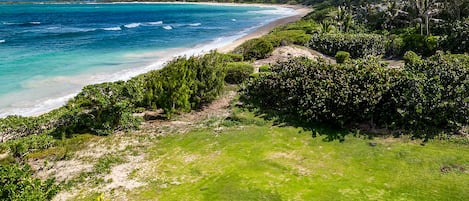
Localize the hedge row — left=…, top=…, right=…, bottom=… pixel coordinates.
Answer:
left=307, top=33, right=386, bottom=58
left=241, top=52, right=469, bottom=137
left=307, top=34, right=386, bottom=58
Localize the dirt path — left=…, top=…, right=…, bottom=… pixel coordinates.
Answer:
left=253, top=45, right=335, bottom=68
left=140, top=90, right=236, bottom=135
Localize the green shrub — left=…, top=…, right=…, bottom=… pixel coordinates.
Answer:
left=308, top=33, right=386, bottom=58
left=386, top=34, right=405, bottom=57
left=439, top=20, right=469, bottom=54
left=269, top=30, right=311, bottom=46
left=225, top=62, right=254, bottom=84
left=235, top=38, right=274, bottom=60
left=402, top=34, right=440, bottom=56
left=223, top=53, right=244, bottom=62
left=241, top=52, right=469, bottom=137
left=0, top=134, right=55, bottom=158
left=380, top=52, right=469, bottom=134
left=63, top=81, right=142, bottom=135
left=241, top=57, right=394, bottom=127
left=403, top=51, right=422, bottom=65
left=278, top=20, right=320, bottom=34
left=0, top=164, right=59, bottom=201
left=259, top=65, right=270, bottom=72
left=188, top=52, right=227, bottom=108
left=145, top=52, right=228, bottom=117
left=335, top=51, right=350, bottom=63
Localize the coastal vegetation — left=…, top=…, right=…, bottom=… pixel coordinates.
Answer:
left=1, top=0, right=468, bottom=200
left=241, top=52, right=469, bottom=138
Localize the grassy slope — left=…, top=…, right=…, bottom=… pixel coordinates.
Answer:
left=119, top=109, right=468, bottom=200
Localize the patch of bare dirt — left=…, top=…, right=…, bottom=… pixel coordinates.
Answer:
left=103, top=155, right=146, bottom=191
left=140, top=90, right=236, bottom=134
left=253, top=45, right=335, bottom=69
left=31, top=159, right=93, bottom=182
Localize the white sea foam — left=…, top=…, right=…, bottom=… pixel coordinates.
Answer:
left=0, top=40, right=5, bottom=43
left=248, top=7, right=295, bottom=16
left=147, top=21, right=163, bottom=25
left=231, top=19, right=237, bottom=22
left=188, top=23, right=202, bottom=27
left=29, top=21, right=41, bottom=25
left=3, top=22, right=18, bottom=25
left=103, top=26, right=122, bottom=31
left=162, top=25, right=173, bottom=30
left=124, top=23, right=141, bottom=28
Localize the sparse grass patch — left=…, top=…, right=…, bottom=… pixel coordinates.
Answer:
left=94, top=155, right=126, bottom=174
left=27, top=134, right=97, bottom=161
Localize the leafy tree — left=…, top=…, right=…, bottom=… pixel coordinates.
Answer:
left=157, top=58, right=194, bottom=117
left=189, top=52, right=228, bottom=108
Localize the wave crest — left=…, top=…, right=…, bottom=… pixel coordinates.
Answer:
left=147, top=21, right=163, bottom=25
left=124, top=23, right=141, bottom=28
left=102, top=26, right=122, bottom=31
left=162, top=25, right=173, bottom=30
left=188, top=23, right=201, bottom=27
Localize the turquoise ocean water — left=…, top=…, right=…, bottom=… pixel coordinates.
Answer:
left=0, top=3, right=293, bottom=117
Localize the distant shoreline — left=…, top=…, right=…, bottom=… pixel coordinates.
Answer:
left=218, top=6, right=311, bottom=52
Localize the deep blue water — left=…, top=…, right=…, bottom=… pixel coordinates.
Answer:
left=0, top=3, right=292, bottom=117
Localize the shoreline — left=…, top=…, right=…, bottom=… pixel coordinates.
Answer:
left=218, top=6, right=311, bottom=53
left=0, top=3, right=311, bottom=118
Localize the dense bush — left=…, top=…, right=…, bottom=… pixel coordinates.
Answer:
left=439, top=20, right=469, bottom=54
left=277, top=20, right=320, bottom=34
left=223, top=53, right=244, bottom=62
left=308, top=33, right=386, bottom=58
left=241, top=56, right=395, bottom=127
left=0, top=164, right=59, bottom=201
left=334, top=51, right=350, bottom=63
left=0, top=134, right=55, bottom=158
left=265, top=30, right=311, bottom=47
left=225, top=62, right=254, bottom=84
left=62, top=82, right=142, bottom=135
left=385, top=34, right=405, bottom=57
left=258, top=65, right=270, bottom=72
left=378, top=52, right=469, bottom=133
left=143, top=53, right=227, bottom=116
left=234, top=38, right=274, bottom=60
left=241, top=53, right=469, bottom=137
left=403, top=51, right=423, bottom=65
left=402, top=34, right=440, bottom=56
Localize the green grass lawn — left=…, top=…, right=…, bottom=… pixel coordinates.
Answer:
left=123, top=109, right=469, bottom=201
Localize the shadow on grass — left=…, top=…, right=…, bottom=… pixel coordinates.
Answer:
left=236, top=104, right=358, bottom=142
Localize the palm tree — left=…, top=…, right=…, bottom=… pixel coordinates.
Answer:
left=331, top=6, right=354, bottom=33
left=383, top=0, right=406, bottom=30
left=407, top=0, right=442, bottom=35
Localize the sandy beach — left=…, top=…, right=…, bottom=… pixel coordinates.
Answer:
left=218, top=5, right=312, bottom=53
